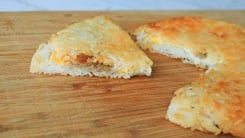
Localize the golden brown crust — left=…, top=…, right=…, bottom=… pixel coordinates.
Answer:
left=135, top=17, right=245, bottom=137
left=30, top=16, right=153, bottom=78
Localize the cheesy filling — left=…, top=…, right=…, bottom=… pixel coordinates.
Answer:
left=50, top=51, right=113, bottom=70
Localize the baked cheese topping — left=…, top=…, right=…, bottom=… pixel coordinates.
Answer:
left=30, top=16, right=153, bottom=78
left=49, top=16, right=152, bottom=74
left=134, top=17, right=245, bottom=137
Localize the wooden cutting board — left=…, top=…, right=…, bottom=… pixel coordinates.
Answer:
left=0, top=11, right=244, bottom=138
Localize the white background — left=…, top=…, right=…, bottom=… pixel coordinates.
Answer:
left=0, top=0, right=245, bottom=11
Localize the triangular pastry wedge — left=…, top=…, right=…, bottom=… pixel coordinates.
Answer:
left=134, top=17, right=245, bottom=137
left=30, top=16, right=153, bottom=79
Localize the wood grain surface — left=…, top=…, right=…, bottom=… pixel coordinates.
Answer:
left=0, top=11, right=244, bottom=138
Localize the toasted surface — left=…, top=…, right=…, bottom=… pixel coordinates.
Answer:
left=134, top=17, right=245, bottom=137
left=30, top=16, right=153, bottom=79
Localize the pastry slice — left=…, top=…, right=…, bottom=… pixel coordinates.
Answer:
left=134, top=17, right=245, bottom=137
left=30, top=16, right=153, bottom=79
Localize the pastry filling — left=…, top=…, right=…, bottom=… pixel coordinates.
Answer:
left=50, top=51, right=113, bottom=71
